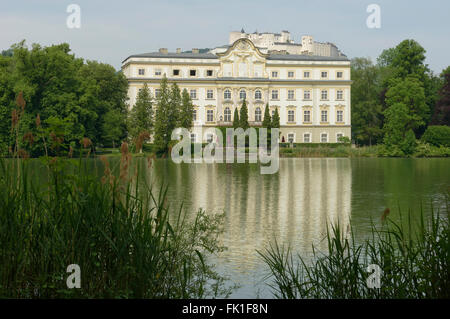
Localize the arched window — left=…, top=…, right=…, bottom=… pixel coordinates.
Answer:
left=255, top=107, right=262, bottom=122
left=239, top=89, right=246, bottom=100
left=224, top=107, right=231, bottom=122
left=254, top=89, right=262, bottom=100
left=224, top=89, right=231, bottom=100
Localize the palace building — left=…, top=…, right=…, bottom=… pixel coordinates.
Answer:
left=121, top=33, right=351, bottom=143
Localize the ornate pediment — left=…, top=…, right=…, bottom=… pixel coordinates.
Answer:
left=216, top=39, right=268, bottom=78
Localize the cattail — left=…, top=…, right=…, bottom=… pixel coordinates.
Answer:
left=381, top=208, right=390, bottom=222
left=80, top=137, right=92, bottom=148
left=147, top=156, right=152, bottom=169
left=11, top=109, right=18, bottom=129
left=68, top=146, right=74, bottom=158
left=17, top=149, right=29, bottom=159
left=23, top=132, right=34, bottom=146
left=135, top=131, right=150, bottom=153
left=16, top=92, right=25, bottom=111
left=120, top=141, right=129, bottom=155
left=36, top=114, right=41, bottom=128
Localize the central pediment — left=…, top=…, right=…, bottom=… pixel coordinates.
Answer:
left=216, top=38, right=268, bottom=78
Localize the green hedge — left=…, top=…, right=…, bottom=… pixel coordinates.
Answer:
left=421, top=126, right=450, bottom=147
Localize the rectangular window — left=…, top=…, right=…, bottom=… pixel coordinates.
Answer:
left=288, top=71, right=294, bottom=78
left=206, top=89, right=214, bottom=99
left=288, top=133, right=295, bottom=143
left=138, top=68, right=145, bottom=75
left=271, top=71, right=278, bottom=78
left=321, top=110, right=328, bottom=122
left=288, top=90, right=295, bottom=100
left=193, top=109, right=197, bottom=121
left=303, top=71, right=310, bottom=78
left=337, top=133, right=343, bottom=142
left=190, top=89, right=197, bottom=99
left=288, top=110, right=295, bottom=122
left=206, top=110, right=214, bottom=122
left=155, top=69, right=162, bottom=76
left=321, top=90, right=328, bottom=100
left=304, top=90, right=311, bottom=100
left=173, top=69, right=180, bottom=76
left=337, top=71, right=343, bottom=78
left=337, top=110, right=343, bottom=122
left=304, top=110, right=311, bottom=122
left=190, top=69, right=196, bottom=76
left=321, top=71, right=328, bottom=78
left=321, top=133, right=328, bottom=143
left=271, top=90, right=279, bottom=100
left=303, top=133, right=311, bottom=143
left=206, top=70, right=213, bottom=77
left=337, top=90, right=343, bottom=100
left=155, top=89, right=161, bottom=98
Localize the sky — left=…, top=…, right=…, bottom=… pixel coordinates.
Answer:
left=0, top=0, right=449, bottom=73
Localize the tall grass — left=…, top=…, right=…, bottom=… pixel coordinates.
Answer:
left=259, top=206, right=450, bottom=298
left=0, top=151, right=231, bottom=298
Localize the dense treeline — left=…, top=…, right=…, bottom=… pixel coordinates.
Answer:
left=351, top=39, right=450, bottom=155
left=0, top=41, right=129, bottom=156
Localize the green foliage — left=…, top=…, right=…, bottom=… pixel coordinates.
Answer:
left=239, top=99, right=249, bottom=129
left=232, top=108, right=239, bottom=129
left=385, top=75, right=428, bottom=131
left=271, top=108, right=280, bottom=129
left=0, top=157, right=232, bottom=298
left=431, top=67, right=450, bottom=125
left=128, top=83, right=153, bottom=145
left=103, top=110, right=126, bottom=148
left=350, top=57, right=383, bottom=145
left=153, top=77, right=183, bottom=154
left=382, top=103, right=410, bottom=147
left=259, top=205, right=450, bottom=298
left=262, top=103, right=271, bottom=128
left=178, top=89, right=194, bottom=130
left=421, top=125, right=450, bottom=147
left=0, top=41, right=128, bottom=156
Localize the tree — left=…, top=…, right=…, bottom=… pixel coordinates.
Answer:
left=178, top=88, right=194, bottom=130
left=232, top=107, right=239, bottom=128
left=271, top=108, right=280, bottom=129
left=153, top=76, right=180, bottom=154
left=351, top=57, right=383, bottom=145
left=385, top=75, right=428, bottom=132
left=431, top=66, right=450, bottom=125
left=103, top=110, right=125, bottom=148
left=383, top=102, right=410, bottom=147
left=128, top=83, right=153, bottom=150
left=239, top=99, right=249, bottom=129
left=262, top=103, right=271, bottom=128
left=0, top=41, right=129, bottom=156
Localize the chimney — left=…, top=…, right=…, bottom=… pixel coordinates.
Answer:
left=192, top=48, right=199, bottom=54
left=176, top=48, right=181, bottom=53
left=159, top=48, right=168, bottom=54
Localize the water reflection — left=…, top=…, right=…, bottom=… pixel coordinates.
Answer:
left=149, top=158, right=352, bottom=298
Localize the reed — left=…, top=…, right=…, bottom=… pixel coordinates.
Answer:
left=259, top=204, right=450, bottom=298
left=0, top=152, right=231, bottom=298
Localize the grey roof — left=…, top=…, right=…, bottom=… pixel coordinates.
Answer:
left=123, top=52, right=218, bottom=62
left=123, top=51, right=349, bottom=63
left=267, top=54, right=349, bottom=61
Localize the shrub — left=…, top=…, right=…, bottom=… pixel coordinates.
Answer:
left=421, top=125, right=450, bottom=147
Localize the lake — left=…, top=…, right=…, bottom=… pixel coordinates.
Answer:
left=141, top=157, right=449, bottom=298
left=27, top=156, right=450, bottom=298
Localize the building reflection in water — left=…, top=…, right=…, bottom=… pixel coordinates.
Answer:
left=146, top=158, right=352, bottom=297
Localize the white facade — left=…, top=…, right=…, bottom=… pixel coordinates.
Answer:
left=122, top=38, right=351, bottom=143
